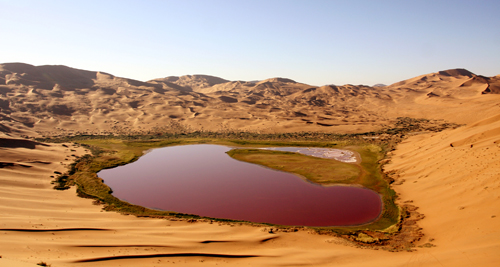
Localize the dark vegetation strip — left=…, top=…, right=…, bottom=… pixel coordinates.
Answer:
left=37, top=117, right=461, bottom=152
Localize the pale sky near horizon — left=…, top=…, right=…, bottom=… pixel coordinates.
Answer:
left=1, top=0, right=499, bottom=86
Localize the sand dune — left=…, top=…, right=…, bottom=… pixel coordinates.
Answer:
left=149, top=75, right=230, bottom=93
left=1, top=121, right=499, bottom=266
left=1, top=63, right=498, bottom=137
left=1, top=63, right=499, bottom=266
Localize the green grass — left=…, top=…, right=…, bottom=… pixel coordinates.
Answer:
left=351, top=145, right=399, bottom=230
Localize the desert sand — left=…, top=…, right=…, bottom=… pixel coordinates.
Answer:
left=1, top=63, right=499, bottom=266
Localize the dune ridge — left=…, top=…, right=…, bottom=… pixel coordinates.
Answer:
left=1, top=63, right=500, bottom=138
left=0, top=63, right=499, bottom=266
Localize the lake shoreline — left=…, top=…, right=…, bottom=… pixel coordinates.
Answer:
left=98, top=144, right=382, bottom=227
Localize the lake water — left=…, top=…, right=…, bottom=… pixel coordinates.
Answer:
left=98, top=144, right=382, bottom=227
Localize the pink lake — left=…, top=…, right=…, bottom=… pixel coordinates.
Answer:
left=98, top=144, right=382, bottom=227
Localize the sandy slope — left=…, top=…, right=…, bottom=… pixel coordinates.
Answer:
left=1, top=64, right=500, bottom=266
left=383, top=114, right=500, bottom=266
left=2, top=115, right=500, bottom=266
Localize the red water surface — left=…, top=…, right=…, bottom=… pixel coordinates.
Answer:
left=98, top=144, right=382, bottom=227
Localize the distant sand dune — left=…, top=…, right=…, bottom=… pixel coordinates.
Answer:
left=0, top=64, right=499, bottom=266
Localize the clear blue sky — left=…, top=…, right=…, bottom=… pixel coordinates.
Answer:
left=1, top=0, right=499, bottom=86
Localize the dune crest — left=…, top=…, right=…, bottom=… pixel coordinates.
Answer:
left=0, top=63, right=499, bottom=266
left=1, top=63, right=500, bottom=137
